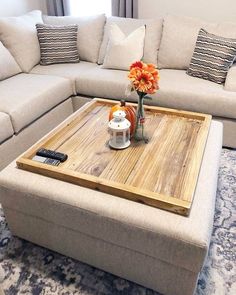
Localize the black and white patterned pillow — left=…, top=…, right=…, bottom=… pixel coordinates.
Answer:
left=36, top=24, right=79, bottom=65
left=187, top=29, right=236, bottom=84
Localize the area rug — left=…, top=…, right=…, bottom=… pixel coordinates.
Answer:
left=0, top=148, right=235, bottom=295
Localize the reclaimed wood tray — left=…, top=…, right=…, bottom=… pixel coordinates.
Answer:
left=17, top=98, right=211, bottom=216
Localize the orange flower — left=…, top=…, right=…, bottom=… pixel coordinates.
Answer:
left=146, top=64, right=159, bottom=80
left=146, top=81, right=159, bottom=94
left=128, top=61, right=159, bottom=95
left=133, top=71, right=154, bottom=92
left=130, top=61, right=144, bottom=70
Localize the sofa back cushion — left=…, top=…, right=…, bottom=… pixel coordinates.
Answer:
left=158, top=15, right=236, bottom=70
left=0, top=10, right=43, bottom=73
left=36, top=24, right=80, bottom=65
left=158, top=15, right=217, bottom=69
left=0, top=41, right=21, bottom=81
left=98, top=16, right=163, bottom=66
left=216, top=22, right=236, bottom=39
left=43, top=14, right=106, bottom=63
left=224, top=64, right=236, bottom=92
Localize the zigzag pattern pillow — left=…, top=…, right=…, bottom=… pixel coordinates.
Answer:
left=36, top=24, right=79, bottom=65
left=187, top=29, right=236, bottom=84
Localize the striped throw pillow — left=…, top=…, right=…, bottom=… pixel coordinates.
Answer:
left=187, top=29, right=236, bottom=84
left=36, top=24, right=79, bottom=65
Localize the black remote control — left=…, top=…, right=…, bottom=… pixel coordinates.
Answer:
left=36, top=148, right=68, bottom=162
left=32, top=155, right=61, bottom=166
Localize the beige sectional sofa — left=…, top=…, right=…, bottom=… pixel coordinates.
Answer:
left=0, top=11, right=236, bottom=173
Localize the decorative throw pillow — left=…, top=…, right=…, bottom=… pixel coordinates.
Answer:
left=43, top=14, right=106, bottom=63
left=0, top=41, right=21, bottom=81
left=36, top=24, right=79, bottom=65
left=98, top=16, right=163, bottom=66
left=0, top=10, right=43, bottom=72
left=187, top=29, right=236, bottom=84
left=102, top=24, right=145, bottom=71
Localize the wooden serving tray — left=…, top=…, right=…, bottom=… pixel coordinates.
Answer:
left=17, top=98, right=211, bottom=216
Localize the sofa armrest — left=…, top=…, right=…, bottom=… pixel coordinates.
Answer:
left=224, top=64, right=236, bottom=92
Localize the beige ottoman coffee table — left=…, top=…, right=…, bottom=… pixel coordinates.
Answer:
left=0, top=100, right=223, bottom=295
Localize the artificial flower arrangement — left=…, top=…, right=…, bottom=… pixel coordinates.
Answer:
left=109, top=61, right=159, bottom=146
left=128, top=61, right=159, bottom=142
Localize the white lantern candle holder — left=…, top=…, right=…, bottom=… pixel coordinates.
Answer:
left=108, top=110, right=131, bottom=149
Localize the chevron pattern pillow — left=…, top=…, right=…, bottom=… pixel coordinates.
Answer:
left=36, top=24, right=79, bottom=65
left=187, top=29, right=236, bottom=84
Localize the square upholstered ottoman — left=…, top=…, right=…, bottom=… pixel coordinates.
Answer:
left=0, top=120, right=222, bottom=295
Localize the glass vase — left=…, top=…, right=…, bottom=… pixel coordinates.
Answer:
left=134, top=93, right=148, bottom=143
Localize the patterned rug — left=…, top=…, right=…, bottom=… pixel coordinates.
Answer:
left=0, top=148, right=235, bottom=295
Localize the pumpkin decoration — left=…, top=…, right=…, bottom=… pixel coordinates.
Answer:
left=109, top=100, right=136, bottom=135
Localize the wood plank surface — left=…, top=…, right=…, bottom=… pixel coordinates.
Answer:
left=16, top=98, right=211, bottom=216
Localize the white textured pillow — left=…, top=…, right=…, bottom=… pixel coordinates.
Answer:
left=0, top=42, right=21, bottom=81
left=0, top=10, right=43, bottom=72
left=43, top=14, right=106, bottom=63
left=98, top=16, right=163, bottom=66
left=102, top=24, right=145, bottom=70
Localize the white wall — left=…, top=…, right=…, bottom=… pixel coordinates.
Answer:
left=138, top=0, right=236, bottom=22
left=0, top=0, right=47, bottom=17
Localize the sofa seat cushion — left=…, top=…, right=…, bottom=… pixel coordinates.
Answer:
left=75, top=67, right=236, bottom=121
left=152, top=69, right=236, bottom=120
left=0, top=121, right=222, bottom=274
left=0, top=74, right=73, bottom=133
left=32, top=63, right=129, bottom=99
left=31, top=61, right=97, bottom=95
left=75, top=65, right=130, bottom=99
left=0, top=112, right=14, bottom=143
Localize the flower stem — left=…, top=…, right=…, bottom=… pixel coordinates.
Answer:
left=134, top=93, right=148, bottom=143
